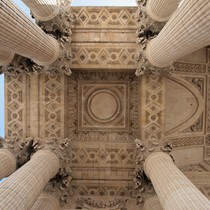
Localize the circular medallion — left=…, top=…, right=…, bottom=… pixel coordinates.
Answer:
left=85, top=89, right=123, bottom=125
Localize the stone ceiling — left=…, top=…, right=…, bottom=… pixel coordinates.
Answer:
left=3, top=6, right=210, bottom=210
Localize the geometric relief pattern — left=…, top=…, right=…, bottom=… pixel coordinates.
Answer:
left=5, top=74, right=28, bottom=138
left=185, top=76, right=205, bottom=96
left=68, top=71, right=139, bottom=143
left=78, top=81, right=129, bottom=131
left=174, top=62, right=206, bottom=74
left=182, top=115, right=203, bottom=133
left=73, top=8, right=137, bottom=29
left=141, top=75, right=165, bottom=143
left=71, top=45, right=137, bottom=69
left=167, top=136, right=204, bottom=148
left=72, top=184, right=133, bottom=197
left=40, top=74, right=65, bottom=138
left=71, top=143, right=135, bottom=168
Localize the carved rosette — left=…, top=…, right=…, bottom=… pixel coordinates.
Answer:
left=0, top=0, right=73, bottom=76
left=135, top=0, right=173, bottom=76
left=68, top=71, right=139, bottom=142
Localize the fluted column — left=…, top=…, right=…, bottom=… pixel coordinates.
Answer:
left=143, top=196, right=163, bottom=210
left=0, top=149, right=16, bottom=180
left=146, top=0, right=210, bottom=68
left=31, top=193, right=60, bottom=210
left=0, top=150, right=59, bottom=210
left=0, top=48, right=14, bottom=66
left=146, top=0, right=180, bottom=22
left=144, top=152, right=210, bottom=210
left=0, top=0, right=59, bottom=66
left=21, top=0, right=60, bottom=21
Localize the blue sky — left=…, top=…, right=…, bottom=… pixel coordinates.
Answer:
left=0, top=0, right=136, bottom=137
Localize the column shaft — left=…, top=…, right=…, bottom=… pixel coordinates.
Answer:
left=0, top=149, right=16, bottom=180
left=0, top=48, right=14, bottom=66
left=0, top=150, right=59, bottom=210
left=21, top=0, right=60, bottom=21
left=146, top=0, right=210, bottom=68
left=143, top=196, right=163, bottom=210
left=31, top=193, right=60, bottom=210
left=144, top=152, right=210, bottom=210
left=146, top=0, right=180, bottom=22
left=0, top=0, right=59, bottom=65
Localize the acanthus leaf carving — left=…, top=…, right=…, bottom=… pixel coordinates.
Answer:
left=135, top=1, right=173, bottom=76
left=0, top=0, right=73, bottom=76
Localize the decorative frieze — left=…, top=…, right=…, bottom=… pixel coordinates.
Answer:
left=5, top=74, right=28, bottom=138
left=167, top=136, right=204, bottom=148
left=71, top=143, right=135, bottom=168
left=183, top=172, right=210, bottom=186
left=75, top=197, right=128, bottom=209
left=72, top=7, right=137, bottom=29
left=71, top=44, right=137, bottom=69
left=72, top=183, right=133, bottom=197
left=39, top=74, right=65, bottom=139
left=140, top=75, right=165, bottom=144
left=174, top=62, right=206, bottom=74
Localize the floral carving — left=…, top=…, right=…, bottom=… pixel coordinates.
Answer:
left=2, top=136, right=73, bottom=205
left=0, top=0, right=73, bottom=76
left=135, top=0, right=173, bottom=76
left=45, top=137, right=73, bottom=204
left=2, top=136, right=44, bottom=167
left=75, top=197, right=128, bottom=209
left=133, top=137, right=174, bottom=205
left=133, top=138, right=153, bottom=205
left=183, top=115, right=203, bottom=133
